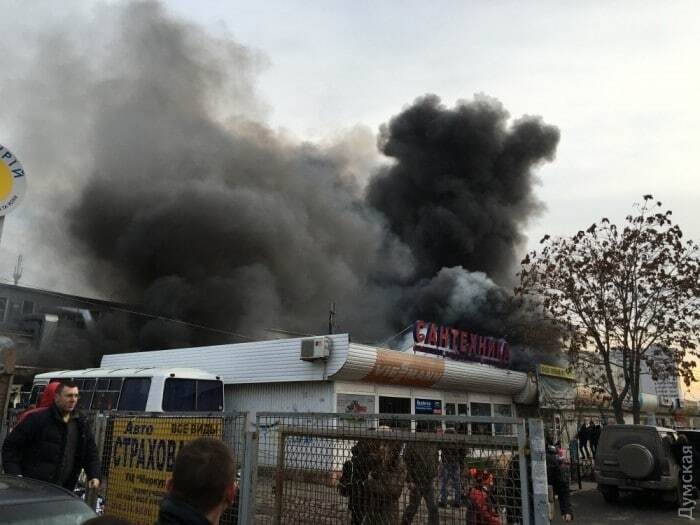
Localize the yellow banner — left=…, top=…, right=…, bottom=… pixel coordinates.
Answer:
left=104, top=417, right=223, bottom=525
left=538, top=364, right=576, bottom=381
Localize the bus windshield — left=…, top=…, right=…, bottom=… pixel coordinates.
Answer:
left=162, top=378, right=223, bottom=411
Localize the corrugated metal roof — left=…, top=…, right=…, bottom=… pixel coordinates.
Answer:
left=34, top=367, right=217, bottom=380
left=435, top=359, right=527, bottom=394
left=101, top=334, right=350, bottom=384
left=328, top=343, right=377, bottom=381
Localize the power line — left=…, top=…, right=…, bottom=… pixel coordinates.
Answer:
left=374, top=324, right=414, bottom=350
left=0, top=277, right=254, bottom=341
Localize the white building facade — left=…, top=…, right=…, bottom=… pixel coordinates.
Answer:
left=101, top=333, right=537, bottom=423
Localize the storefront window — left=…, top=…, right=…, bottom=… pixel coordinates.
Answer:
left=470, top=402, right=492, bottom=435
left=415, top=399, right=441, bottom=432
left=456, top=403, right=468, bottom=434
left=378, top=396, right=411, bottom=429
left=494, top=403, right=513, bottom=435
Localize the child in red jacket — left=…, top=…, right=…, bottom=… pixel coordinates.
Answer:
left=466, top=468, right=502, bottom=525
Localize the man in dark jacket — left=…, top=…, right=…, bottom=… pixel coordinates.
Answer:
left=439, top=428, right=465, bottom=507
left=2, top=381, right=100, bottom=491
left=340, top=437, right=375, bottom=525
left=365, top=437, right=406, bottom=525
left=506, top=446, right=574, bottom=523
left=589, top=420, right=601, bottom=456
left=401, top=438, right=439, bottom=525
left=156, top=437, right=237, bottom=525
left=577, top=421, right=590, bottom=460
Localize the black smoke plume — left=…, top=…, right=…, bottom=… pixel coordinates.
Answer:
left=3, top=1, right=562, bottom=369
left=367, top=94, right=560, bottom=286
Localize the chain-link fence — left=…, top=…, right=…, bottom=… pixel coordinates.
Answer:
left=1, top=408, right=549, bottom=524
left=251, top=412, right=529, bottom=525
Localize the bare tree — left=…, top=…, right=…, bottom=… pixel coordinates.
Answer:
left=516, top=196, right=700, bottom=423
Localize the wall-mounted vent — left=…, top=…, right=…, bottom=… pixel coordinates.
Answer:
left=300, top=337, right=330, bottom=361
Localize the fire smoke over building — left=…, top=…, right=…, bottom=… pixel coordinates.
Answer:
left=2, top=2, right=562, bottom=369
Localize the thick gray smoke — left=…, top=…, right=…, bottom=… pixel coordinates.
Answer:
left=3, top=1, right=561, bottom=365
left=367, top=94, right=560, bottom=285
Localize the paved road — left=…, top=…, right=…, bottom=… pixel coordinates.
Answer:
left=551, top=482, right=695, bottom=524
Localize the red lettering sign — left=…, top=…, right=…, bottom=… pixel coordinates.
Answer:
left=411, top=320, right=510, bottom=367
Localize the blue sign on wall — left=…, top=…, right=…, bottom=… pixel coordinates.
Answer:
left=415, top=398, right=442, bottom=415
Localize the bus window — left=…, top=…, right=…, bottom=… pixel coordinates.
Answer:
left=28, top=385, right=45, bottom=406
left=78, top=380, right=96, bottom=410
left=91, top=378, right=123, bottom=411
left=78, top=391, right=94, bottom=410
left=197, top=380, right=224, bottom=411
left=163, top=379, right=196, bottom=411
left=118, top=378, right=151, bottom=411
left=91, top=391, right=119, bottom=410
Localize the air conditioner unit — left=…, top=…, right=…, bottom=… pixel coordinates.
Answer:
left=301, top=337, right=330, bottom=361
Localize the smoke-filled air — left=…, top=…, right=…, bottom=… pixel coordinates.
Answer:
left=2, top=2, right=562, bottom=368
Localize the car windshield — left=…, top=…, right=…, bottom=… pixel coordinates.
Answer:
left=2, top=499, right=96, bottom=524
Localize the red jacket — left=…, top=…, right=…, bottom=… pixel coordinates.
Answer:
left=16, top=382, right=60, bottom=427
left=467, top=487, right=501, bottom=525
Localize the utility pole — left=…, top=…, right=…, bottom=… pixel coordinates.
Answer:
left=328, top=302, right=336, bottom=334
left=12, top=254, right=23, bottom=285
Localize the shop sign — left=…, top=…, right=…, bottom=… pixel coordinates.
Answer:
left=0, top=143, right=27, bottom=216
left=412, top=320, right=509, bottom=367
left=337, top=394, right=376, bottom=415
left=365, top=349, right=445, bottom=387
left=104, top=417, right=222, bottom=525
left=415, top=398, right=442, bottom=415
left=538, top=364, right=576, bottom=381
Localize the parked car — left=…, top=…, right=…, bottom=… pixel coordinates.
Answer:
left=594, top=425, right=681, bottom=505
left=0, top=474, right=97, bottom=524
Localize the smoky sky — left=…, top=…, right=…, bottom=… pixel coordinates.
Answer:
left=5, top=1, right=561, bottom=359
left=367, top=94, right=560, bottom=285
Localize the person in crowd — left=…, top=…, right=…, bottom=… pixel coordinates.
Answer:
left=339, top=436, right=375, bottom=525
left=466, top=468, right=502, bottom=525
left=2, top=381, right=100, bottom=492
left=505, top=441, right=574, bottom=523
left=156, top=437, right=237, bottom=525
left=577, top=420, right=590, bottom=460
left=15, top=381, right=60, bottom=428
left=588, top=420, right=601, bottom=456
left=546, top=438, right=573, bottom=521
left=365, top=432, right=406, bottom=525
left=439, top=427, right=465, bottom=508
left=401, top=428, right=439, bottom=525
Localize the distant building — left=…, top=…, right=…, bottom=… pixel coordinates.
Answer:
left=0, top=283, right=132, bottom=393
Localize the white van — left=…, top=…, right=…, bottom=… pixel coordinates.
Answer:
left=30, top=367, right=224, bottom=412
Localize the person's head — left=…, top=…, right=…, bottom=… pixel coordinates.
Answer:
left=468, top=467, right=494, bottom=488
left=677, top=434, right=689, bottom=445
left=166, top=437, right=236, bottom=518
left=55, top=381, right=79, bottom=414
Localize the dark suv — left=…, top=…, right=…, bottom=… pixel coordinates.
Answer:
left=594, top=425, right=681, bottom=504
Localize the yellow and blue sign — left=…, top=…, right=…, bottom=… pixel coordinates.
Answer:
left=0, top=144, right=26, bottom=216
left=104, top=417, right=223, bottom=525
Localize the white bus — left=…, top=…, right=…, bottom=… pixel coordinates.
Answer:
left=30, top=367, right=224, bottom=413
